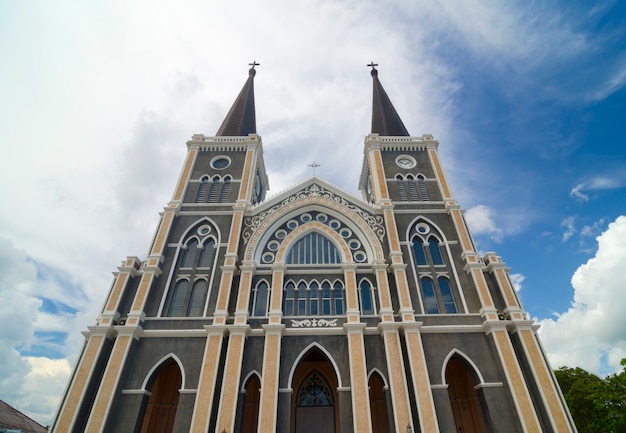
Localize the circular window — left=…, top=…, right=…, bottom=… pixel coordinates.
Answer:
left=197, top=225, right=211, bottom=235
left=348, top=239, right=361, bottom=250
left=395, top=155, right=416, bottom=169
left=416, top=223, right=430, bottom=234
left=267, top=240, right=280, bottom=251
left=354, top=251, right=367, bottom=262
left=286, top=220, right=299, bottom=230
left=211, top=156, right=231, bottom=170
left=316, top=213, right=328, bottom=223
left=300, top=213, right=312, bottom=223
left=275, top=229, right=287, bottom=239
left=339, top=228, right=352, bottom=238
left=329, top=219, right=341, bottom=230
left=262, top=252, right=275, bottom=264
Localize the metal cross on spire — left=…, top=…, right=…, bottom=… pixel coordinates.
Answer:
left=248, top=60, right=260, bottom=69
left=367, top=61, right=378, bottom=70
left=309, top=161, right=321, bottom=177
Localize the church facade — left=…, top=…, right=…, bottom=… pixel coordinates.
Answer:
left=50, top=66, right=577, bottom=433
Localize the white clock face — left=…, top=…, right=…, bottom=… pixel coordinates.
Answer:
left=396, top=155, right=416, bottom=169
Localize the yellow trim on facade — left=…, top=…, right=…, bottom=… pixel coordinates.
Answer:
left=404, top=329, right=440, bottom=433
left=520, top=330, right=574, bottom=432
left=493, top=330, right=542, bottom=433
left=428, top=148, right=452, bottom=199
left=84, top=335, right=132, bottom=433
left=190, top=332, right=225, bottom=433
left=173, top=149, right=197, bottom=201
left=53, top=336, right=104, bottom=433
left=238, top=148, right=255, bottom=201
left=151, top=211, right=173, bottom=256
left=347, top=332, right=373, bottom=433
left=258, top=331, right=282, bottom=433
left=104, top=273, right=128, bottom=313
left=216, top=333, right=247, bottom=433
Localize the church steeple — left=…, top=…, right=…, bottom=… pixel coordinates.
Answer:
left=369, top=64, right=410, bottom=136
left=216, top=63, right=258, bottom=136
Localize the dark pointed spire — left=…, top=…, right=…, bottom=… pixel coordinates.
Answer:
left=369, top=63, right=410, bottom=136
left=216, top=62, right=258, bottom=136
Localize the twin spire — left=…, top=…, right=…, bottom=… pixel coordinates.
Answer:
left=215, top=62, right=410, bottom=137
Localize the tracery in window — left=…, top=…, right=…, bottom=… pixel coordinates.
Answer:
left=286, top=232, right=341, bottom=264
left=164, top=224, right=218, bottom=317
left=282, top=279, right=344, bottom=316
left=410, top=222, right=459, bottom=315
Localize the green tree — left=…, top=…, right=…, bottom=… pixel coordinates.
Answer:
left=555, top=359, right=626, bottom=433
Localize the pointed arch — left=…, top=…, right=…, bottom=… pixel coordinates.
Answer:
left=141, top=353, right=187, bottom=391
left=287, top=343, right=343, bottom=389
left=244, top=198, right=384, bottom=264
left=240, top=370, right=262, bottom=393
left=138, top=357, right=183, bottom=433
left=368, top=370, right=391, bottom=433
left=240, top=372, right=261, bottom=433
left=358, top=277, right=376, bottom=315
left=443, top=350, right=491, bottom=433
left=440, top=349, right=485, bottom=386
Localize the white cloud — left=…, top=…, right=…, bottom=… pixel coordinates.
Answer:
left=509, top=273, right=525, bottom=292
left=538, top=215, right=626, bottom=375
left=465, top=205, right=503, bottom=242
left=561, top=216, right=576, bottom=241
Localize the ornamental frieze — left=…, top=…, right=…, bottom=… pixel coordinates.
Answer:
left=243, top=184, right=385, bottom=261
left=290, top=318, right=338, bottom=328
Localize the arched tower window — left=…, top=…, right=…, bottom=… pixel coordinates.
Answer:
left=417, top=174, right=429, bottom=201
left=195, top=177, right=209, bottom=203
left=207, top=176, right=220, bottom=203
left=219, top=176, right=231, bottom=203
left=396, top=175, right=407, bottom=201
left=286, top=232, right=341, bottom=264
left=407, top=175, right=419, bottom=201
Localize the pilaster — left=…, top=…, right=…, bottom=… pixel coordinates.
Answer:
left=344, top=322, right=373, bottom=433
left=257, top=323, right=285, bottom=433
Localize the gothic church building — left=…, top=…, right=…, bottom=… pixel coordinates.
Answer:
left=51, top=66, right=576, bottom=433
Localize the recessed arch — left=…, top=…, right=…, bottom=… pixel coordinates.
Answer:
left=244, top=198, right=384, bottom=263
left=276, top=222, right=352, bottom=264
left=440, top=349, right=485, bottom=387
left=240, top=370, right=262, bottom=393
left=287, top=342, right=343, bottom=389
left=367, top=368, right=389, bottom=389
left=140, top=353, right=186, bottom=391
left=177, top=217, right=221, bottom=246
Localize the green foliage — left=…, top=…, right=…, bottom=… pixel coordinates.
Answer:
left=554, top=359, right=626, bottom=433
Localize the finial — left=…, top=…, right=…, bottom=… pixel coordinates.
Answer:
left=308, top=161, right=321, bottom=177
left=248, top=60, right=260, bottom=76
left=367, top=61, right=379, bottom=76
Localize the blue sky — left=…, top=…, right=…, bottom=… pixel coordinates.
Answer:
left=0, top=0, right=625, bottom=424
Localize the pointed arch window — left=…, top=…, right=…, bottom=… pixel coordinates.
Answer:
left=428, top=236, right=444, bottom=265
left=181, top=239, right=198, bottom=268
left=164, top=225, right=218, bottom=317
left=417, top=175, right=429, bottom=201
left=198, top=239, right=216, bottom=268
left=207, top=176, right=220, bottom=203
left=358, top=279, right=376, bottom=315
left=283, top=279, right=344, bottom=316
left=410, top=223, right=460, bottom=314
left=286, top=232, right=341, bottom=264
left=219, top=176, right=231, bottom=203
left=396, top=175, right=407, bottom=201
left=196, top=177, right=209, bottom=203
left=250, top=280, right=270, bottom=317
left=297, top=372, right=333, bottom=406
left=407, top=175, right=419, bottom=201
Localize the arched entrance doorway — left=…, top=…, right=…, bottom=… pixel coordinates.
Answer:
left=240, top=375, right=261, bottom=433
left=139, top=362, right=182, bottom=433
left=291, top=348, right=339, bottom=433
left=445, top=356, right=489, bottom=433
left=368, top=372, right=390, bottom=433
